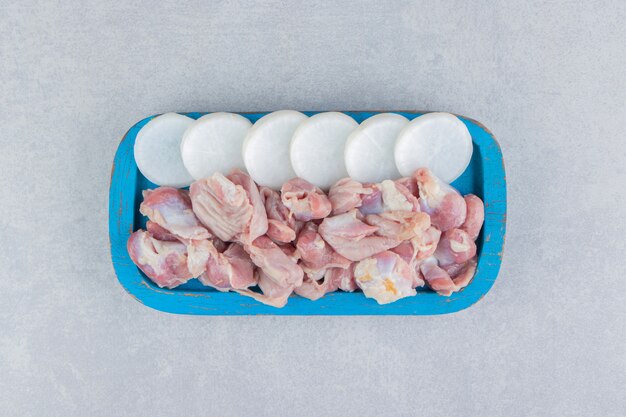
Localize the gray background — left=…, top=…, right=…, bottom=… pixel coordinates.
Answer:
left=1, top=1, right=625, bottom=416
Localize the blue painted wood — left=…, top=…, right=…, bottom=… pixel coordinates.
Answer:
left=109, top=111, right=506, bottom=315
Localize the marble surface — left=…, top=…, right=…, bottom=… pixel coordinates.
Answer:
left=1, top=1, right=624, bottom=416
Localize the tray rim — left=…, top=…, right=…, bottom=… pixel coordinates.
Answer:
left=109, top=110, right=506, bottom=316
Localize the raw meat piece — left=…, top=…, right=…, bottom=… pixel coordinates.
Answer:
left=281, top=178, right=332, bottom=221
left=434, top=228, right=477, bottom=267
left=364, top=211, right=430, bottom=241
left=295, top=222, right=350, bottom=274
left=295, top=263, right=357, bottom=301
left=236, top=270, right=294, bottom=308
left=146, top=219, right=228, bottom=255
left=420, top=257, right=457, bottom=296
left=445, top=256, right=478, bottom=289
left=245, top=236, right=304, bottom=288
left=390, top=241, right=426, bottom=288
left=199, top=243, right=256, bottom=291
left=227, top=169, right=268, bottom=243
left=186, top=239, right=213, bottom=277
left=127, top=230, right=192, bottom=289
left=460, top=194, right=485, bottom=240
left=190, top=171, right=268, bottom=243
left=379, top=180, right=420, bottom=212
left=414, top=168, right=466, bottom=231
left=358, top=180, right=419, bottom=215
left=413, top=227, right=442, bottom=260
left=189, top=173, right=251, bottom=241
left=146, top=221, right=179, bottom=242
left=277, top=243, right=301, bottom=262
left=140, top=187, right=211, bottom=240
left=318, top=210, right=400, bottom=261
left=328, top=178, right=373, bottom=215
left=359, top=185, right=384, bottom=215
left=294, top=276, right=335, bottom=301
left=354, top=251, right=416, bottom=304
left=260, top=186, right=296, bottom=243
left=395, top=176, right=419, bottom=197
left=326, top=264, right=358, bottom=292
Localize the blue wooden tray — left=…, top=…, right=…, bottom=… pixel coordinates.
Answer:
left=109, top=111, right=506, bottom=315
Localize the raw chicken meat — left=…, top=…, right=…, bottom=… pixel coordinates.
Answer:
left=445, top=256, right=478, bottom=289
left=245, top=236, right=304, bottom=288
left=185, top=238, right=213, bottom=277
left=364, top=211, right=430, bottom=241
left=146, top=220, right=179, bottom=242
left=295, top=222, right=351, bottom=278
left=328, top=178, right=373, bottom=215
left=379, top=180, right=420, bottom=212
left=281, top=178, right=332, bottom=221
left=413, top=226, right=442, bottom=260
left=420, top=257, right=457, bottom=296
left=190, top=171, right=268, bottom=243
left=354, top=251, right=416, bottom=304
left=295, top=263, right=357, bottom=301
left=395, top=176, right=419, bottom=197
left=140, top=187, right=211, bottom=240
left=294, top=276, right=335, bottom=301
left=260, top=186, right=296, bottom=243
left=146, top=215, right=228, bottom=267
left=359, top=180, right=419, bottom=215
left=390, top=241, right=426, bottom=288
left=127, top=230, right=192, bottom=288
left=434, top=228, right=477, bottom=267
left=129, top=165, right=485, bottom=306
left=227, top=169, right=268, bottom=243
left=414, top=168, right=466, bottom=231
left=236, top=269, right=294, bottom=308
left=460, top=194, right=485, bottom=240
left=318, top=209, right=400, bottom=261
left=200, top=243, right=256, bottom=291
left=326, top=264, right=358, bottom=292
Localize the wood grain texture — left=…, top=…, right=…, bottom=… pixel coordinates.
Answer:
left=109, top=111, right=506, bottom=315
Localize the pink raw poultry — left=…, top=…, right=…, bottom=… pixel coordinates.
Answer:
left=259, top=186, right=296, bottom=243
left=414, top=168, right=466, bottom=231
left=140, top=187, right=211, bottom=240
left=236, top=270, right=295, bottom=308
left=329, top=178, right=419, bottom=216
left=227, top=170, right=268, bottom=243
left=146, top=220, right=179, bottom=242
left=328, top=178, right=373, bottom=215
left=444, top=257, right=478, bottom=289
left=189, top=171, right=268, bottom=243
left=390, top=241, right=426, bottom=288
left=281, top=178, right=332, bottom=221
left=364, top=210, right=430, bottom=241
left=354, top=251, right=416, bottom=304
left=318, top=209, right=400, bottom=261
left=434, top=228, right=477, bottom=267
left=127, top=230, right=193, bottom=289
left=295, top=263, right=357, bottom=301
left=420, top=257, right=457, bottom=296
left=295, top=222, right=351, bottom=279
left=395, top=176, right=419, bottom=197
left=245, top=236, right=304, bottom=288
left=460, top=194, right=485, bottom=240
left=200, top=243, right=256, bottom=291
